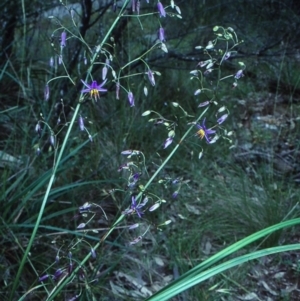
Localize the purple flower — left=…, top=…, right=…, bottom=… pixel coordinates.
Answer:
left=157, top=1, right=166, bottom=17
left=60, top=31, right=67, bottom=47
left=128, top=91, right=135, bottom=107
left=147, top=69, right=155, bottom=86
left=195, top=118, right=216, bottom=143
left=158, top=27, right=165, bottom=42
left=128, top=172, right=141, bottom=189
left=81, top=79, right=107, bottom=101
left=123, top=196, right=148, bottom=218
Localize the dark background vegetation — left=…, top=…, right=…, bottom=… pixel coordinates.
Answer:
left=1, top=0, right=300, bottom=300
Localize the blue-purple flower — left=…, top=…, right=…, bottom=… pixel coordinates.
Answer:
left=122, top=196, right=148, bottom=218
left=195, top=118, right=216, bottom=143
left=81, top=79, right=107, bottom=101
left=128, top=172, right=141, bottom=189
left=157, top=1, right=166, bottom=17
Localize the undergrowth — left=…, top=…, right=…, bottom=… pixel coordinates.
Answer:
left=1, top=1, right=300, bottom=301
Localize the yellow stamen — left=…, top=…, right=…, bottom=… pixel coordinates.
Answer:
left=197, top=129, right=205, bottom=139
left=90, top=89, right=99, bottom=98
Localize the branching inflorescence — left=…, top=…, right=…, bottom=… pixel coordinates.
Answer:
left=23, top=2, right=246, bottom=301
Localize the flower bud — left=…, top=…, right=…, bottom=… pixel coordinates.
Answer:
left=164, top=137, right=173, bottom=149
left=44, top=84, right=50, bottom=101
left=79, top=116, right=85, bottom=131
left=158, top=27, right=165, bottom=42
left=147, top=69, right=155, bottom=86
left=60, top=31, right=67, bottom=47
left=102, top=66, right=108, bottom=80
left=58, top=55, right=63, bottom=65
left=194, top=89, right=201, bottom=95
left=129, top=223, right=139, bottom=230
left=128, top=91, right=135, bottom=107
left=49, top=56, right=54, bottom=67
left=149, top=203, right=160, bottom=212
left=50, top=135, right=55, bottom=147
left=217, top=114, right=228, bottom=124
left=234, top=70, right=244, bottom=79
left=35, top=122, right=41, bottom=135
left=198, top=101, right=210, bottom=107
left=142, top=110, right=151, bottom=116
left=129, top=235, right=143, bottom=245
left=224, top=52, right=231, bottom=60
left=39, top=274, right=49, bottom=282
left=77, top=223, right=86, bottom=229
left=53, top=268, right=63, bottom=280
left=157, top=2, right=166, bottom=17
left=172, top=191, right=179, bottom=198
left=90, top=248, right=96, bottom=259
left=116, top=82, right=120, bottom=99
left=144, top=86, right=148, bottom=96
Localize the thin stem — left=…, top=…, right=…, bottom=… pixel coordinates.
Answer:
left=11, top=103, right=81, bottom=301
left=44, top=104, right=210, bottom=300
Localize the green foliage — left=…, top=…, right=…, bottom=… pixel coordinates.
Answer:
left=1, top=0, right=300, bottom=301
